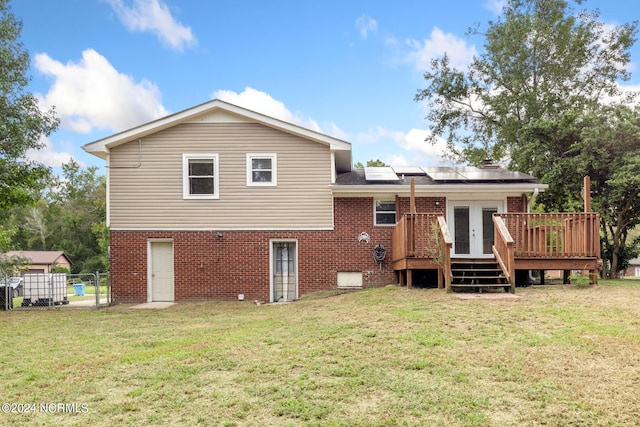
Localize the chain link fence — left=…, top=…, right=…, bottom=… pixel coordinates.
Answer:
left=1, top=272, right=110, bottom=310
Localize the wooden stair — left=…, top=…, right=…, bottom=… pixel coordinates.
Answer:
left=451, top=258, right=512, bottom=293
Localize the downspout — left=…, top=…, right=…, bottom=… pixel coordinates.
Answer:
left=527, top=187, right=539, bottom=213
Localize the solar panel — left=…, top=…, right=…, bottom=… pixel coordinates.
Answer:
left=364, top=167, right=400, bottom=181
left=423, top=166, right=535, bottom=182
left=391, top=166, right=425, bottom=175
left=422, top=167, right=467, bottom=181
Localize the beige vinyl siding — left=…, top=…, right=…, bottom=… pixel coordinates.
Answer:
left=109, top=123, right=334, bottom=229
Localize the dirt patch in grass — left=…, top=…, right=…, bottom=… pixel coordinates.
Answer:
left=456, top=293, right=522, bottom=300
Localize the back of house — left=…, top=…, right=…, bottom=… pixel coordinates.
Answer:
left=84, top=99, right=546, bottom=304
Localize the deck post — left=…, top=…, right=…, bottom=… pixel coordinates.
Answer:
left=584, top=176, right=591, bottom=212
left=407, top=270, right=412, bottom=288
left=410, top=178, right=416, bottom=214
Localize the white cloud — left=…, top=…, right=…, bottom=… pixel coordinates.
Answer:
left=483, top=0, right=506, bottom=15
left=212, top=87, right=331, bottom=133
left=355, top=15, right=377, bottom=39
left=351, top=126, right=451, bottom=167
left=26, top=136, right=78, bottom=168
left=34, top=49, right=168, bottom=133
left=600, top=82, right=640, bottom=105
left=397, top=128, right=450, bottom=164
left=325, top=122, right=349, bottom=141
left=405, top=27, right=477, bottom=70
left=105, top=0, right=196, bottom=51
left=386, top=154, right=411, bottom=167
left=353, top=126, right=402, bottom=146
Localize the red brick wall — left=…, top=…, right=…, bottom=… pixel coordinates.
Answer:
left=396, top=196, right=446, bottom=216
left=109, top=195, right=530, bottom=303
left=109, top=197, right=401, bottom=303
left=507, top=195, right=527, bottom=213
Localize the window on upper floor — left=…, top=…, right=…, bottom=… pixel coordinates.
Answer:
left=183, top=154, right=219, bottom=199
left=375, top=200, right=396, bottom=225
left=247, top=153, right=277, bottom=186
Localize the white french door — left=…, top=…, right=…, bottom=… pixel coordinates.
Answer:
left=449, top=201, right=502, bottom=258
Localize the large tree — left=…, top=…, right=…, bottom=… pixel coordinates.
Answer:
left=415, top=0, right=639, bottom=277
left=1, top=0, right=58, bottom=273
left=569, top=106, right=640, bottom=277
left=415, top=0, right=637, bottom=176
left=0, top=0, right=59, bottom=212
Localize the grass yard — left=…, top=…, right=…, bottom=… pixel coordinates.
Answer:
left=1, top=281, right=639, bottom=426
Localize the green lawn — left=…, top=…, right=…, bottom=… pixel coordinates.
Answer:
left=1, top=281, right=639, bottom=426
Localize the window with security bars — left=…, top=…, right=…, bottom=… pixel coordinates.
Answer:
left=273, top=241, right=296, bottom=302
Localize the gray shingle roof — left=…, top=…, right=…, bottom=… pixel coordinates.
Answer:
left=335, top=166, right=538, bottom=186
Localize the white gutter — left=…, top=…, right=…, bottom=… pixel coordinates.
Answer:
left=331, top=183, right=548, bottom=196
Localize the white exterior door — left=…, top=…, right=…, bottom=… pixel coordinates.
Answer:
left=149, top=241, right=174, bottom=302
left=271, top=240, right=297, bottom=302
left=449, top=201, right=502, bottom=258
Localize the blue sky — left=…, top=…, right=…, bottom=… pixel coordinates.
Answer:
left=12, top=0, right=640, bottom=173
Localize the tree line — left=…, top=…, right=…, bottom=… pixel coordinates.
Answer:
left=0, top=160, right=108, bottom=274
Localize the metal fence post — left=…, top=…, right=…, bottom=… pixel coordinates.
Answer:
left=96, top=271, right=100, bottom=308
left=2, top=274, right=7, bottom=311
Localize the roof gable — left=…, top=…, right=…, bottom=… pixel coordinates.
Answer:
left=82, top=99, right=352, bottom=172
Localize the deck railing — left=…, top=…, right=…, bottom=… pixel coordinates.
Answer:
left=391, top=213, right=452, bottom=288
left=393, top=212, right=599, bottom=290
left=494, top=213, right=601, bottom=258
left=392, top=213, right=439, bottom=260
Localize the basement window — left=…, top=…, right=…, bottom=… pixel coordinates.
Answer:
left=337, top=272, right=363, bottom=288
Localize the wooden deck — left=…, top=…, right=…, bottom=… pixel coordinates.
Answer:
left=392, top=212, right=601, bottom=292
left=493, top=212, right=601, bottom=285
left=392, top=213, right=451, bottom=289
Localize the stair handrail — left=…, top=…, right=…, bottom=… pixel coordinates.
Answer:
left=492, top=215, right=515, bottom=292
left=437, top=216, right=452, bottom=292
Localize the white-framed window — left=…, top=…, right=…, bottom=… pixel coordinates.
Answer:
left=375, top=200, right=396, bottom=225
left=183, top=153, right=219, bottom=199
left=246, top=153, right=277, bottom=186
